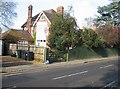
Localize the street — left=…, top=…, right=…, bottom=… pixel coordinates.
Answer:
left=2, top=58, right=119, bottom=88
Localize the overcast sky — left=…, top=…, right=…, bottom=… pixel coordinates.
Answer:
left=7, top=0, right=110, bottom=29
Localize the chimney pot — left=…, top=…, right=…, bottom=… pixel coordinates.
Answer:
left=57, top=6, right=64, bottom=14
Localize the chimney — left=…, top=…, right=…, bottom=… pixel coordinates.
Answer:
left=27, top=5, right=32, bottom=34
left=57, top=6, right=64, bottom=14
left=92, top=24, right=97, bottom=30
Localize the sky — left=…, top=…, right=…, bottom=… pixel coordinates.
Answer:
left=8, top=0, right=110, bottom=29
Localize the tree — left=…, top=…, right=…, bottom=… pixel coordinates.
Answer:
left=94, top=1, right=120, bottom=27
left=80, top=28, right=105, bottom=48
left=48, top=7, right=78, bottom=53
left=0, top=1, right=17, bottom=32
left=96, top=24, right=119, bottom=48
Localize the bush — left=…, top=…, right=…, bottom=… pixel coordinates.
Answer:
left=48, top=50, right=66, bottom=63
left=80, top=28, right=105, bottom=48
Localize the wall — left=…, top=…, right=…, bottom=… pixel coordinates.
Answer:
left=9, top=44, right=47, bottom=63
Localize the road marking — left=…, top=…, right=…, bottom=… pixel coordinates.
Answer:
left=4, top=73, right=22, bottom=77
left=101, top=81, right=116, bottom=89
left=68, top=71, right=88, bottom=77
left=5, top=86, right=16, bottom=89
left=52, top=75, right=67, bottom=80
left=100, top=64, right=113, bottom=69
left=68, top=73, right=79, bottom=77
left=79, top=71, right=88, bottom=74
left=52, top=70, right=88, bottom=80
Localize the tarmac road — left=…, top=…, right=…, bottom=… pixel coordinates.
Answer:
left=2, top=57, right=119, bottom=88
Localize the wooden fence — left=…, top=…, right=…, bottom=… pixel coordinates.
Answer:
left=9, top=44, right=46, bottom=63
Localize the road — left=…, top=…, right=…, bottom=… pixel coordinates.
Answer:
left=2, top=58, right=119, bottom=88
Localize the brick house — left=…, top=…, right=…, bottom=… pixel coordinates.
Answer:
left=21, top=5, right=64, bottom=47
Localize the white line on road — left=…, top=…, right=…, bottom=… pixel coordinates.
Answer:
left=52, top=75, right=67, bottom=80
left=67, top=72, right=79, bottom=77
left=101, top=81, right=116, bottom=89
left=52, top=70, right=88, bottom=80
left=68, top=71, right=88, bottom=77
left=100, top=64, right=113, bottom=69
left=5, top=86, right=17, bottom=89
left=4, top=73, right=22, bottom=77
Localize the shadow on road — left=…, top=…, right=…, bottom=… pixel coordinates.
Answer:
left=84, top=58, right=119, bottom=88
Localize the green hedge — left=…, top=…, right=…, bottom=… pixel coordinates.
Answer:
left=68, top=46, right=119, bottom=60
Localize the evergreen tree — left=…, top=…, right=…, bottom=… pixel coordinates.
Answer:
left=48, top=7, right=78, bottom=52
left=94, top=1, right=120, bottom=27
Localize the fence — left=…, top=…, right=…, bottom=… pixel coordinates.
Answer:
left=9, top=44, right=46, bottom=63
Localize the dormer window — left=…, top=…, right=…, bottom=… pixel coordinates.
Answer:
left=40, top=14, right=45, bottom=20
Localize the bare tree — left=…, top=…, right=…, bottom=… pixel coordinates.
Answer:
left=0, top=1, right=17, bottom=33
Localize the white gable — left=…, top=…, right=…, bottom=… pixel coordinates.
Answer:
left=33, top=11, right=51, bottom=27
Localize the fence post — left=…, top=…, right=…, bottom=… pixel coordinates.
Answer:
left=28, top=44, right=30, bottom=51
left=44, top=47, right=46, bottom=64
left=16, top=44, right=18, bottom=50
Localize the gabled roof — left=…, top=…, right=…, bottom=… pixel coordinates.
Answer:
left=21, top=9, right=56, bottom=28
left=1, top=29, right=34, bottom=42
left=43, top=9, right=56, bottom=23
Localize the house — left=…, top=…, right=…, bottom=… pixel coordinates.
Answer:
left=1, top=29, right=34, bottom=44
left=1, top=29, right=34, bottom=55
left=21, top=5, right=64, bottom=47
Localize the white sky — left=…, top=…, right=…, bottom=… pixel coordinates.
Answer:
left=8, top=0, right=110, bottom=29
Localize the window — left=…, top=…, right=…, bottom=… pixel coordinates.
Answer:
left=18, top=40, right=28, bottom=45
left=37, top=40, right=46, bottom=43
left=40, top=14, right=45, bottom=20
left=38, top=43, right=40, bottom=46
left=37, top=40, right=40, bottom=42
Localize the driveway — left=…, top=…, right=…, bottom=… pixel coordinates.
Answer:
left=1, top=56, right=33, bottom=67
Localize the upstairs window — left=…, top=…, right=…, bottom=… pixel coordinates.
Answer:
left=40, top=14, right=45, bottom=20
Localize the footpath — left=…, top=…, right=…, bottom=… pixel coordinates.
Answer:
left=1, top=56, right=118, bottom=74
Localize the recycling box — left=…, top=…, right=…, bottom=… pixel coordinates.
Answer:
left=21, top=50, right=34, bottom=61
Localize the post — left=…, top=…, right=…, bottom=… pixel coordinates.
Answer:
left=44, top=47, right=46, bottom=64
left=16, top=44, right=18, bottom=50
left=28, top=44, right=30, bottom=51
left=66, top=50, right=69, bottom=62
left=66, top=46, right=72, bottom=62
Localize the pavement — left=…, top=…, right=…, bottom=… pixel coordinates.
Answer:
left=1, top=56, right=118, bottom=74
